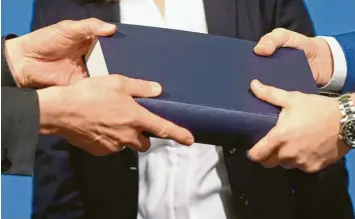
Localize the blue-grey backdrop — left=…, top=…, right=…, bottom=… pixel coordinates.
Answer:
left=2, top=0, right=355, bottom=218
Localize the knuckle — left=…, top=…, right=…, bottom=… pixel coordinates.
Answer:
left=259, top=34, right=270, bottom=42
left=157, top=123, right=170, bottom=139
left=115, top=104, right=141, bottom=126
left=304, top=167, right=318, bottom=174
left=272, top=28, right=288, bottom=37
left=295, top=157, right=311, bottom=170
left=119, top=137, right=131, bottom=145
left=118, top=130, right=137, bottom=145
left=266, top=133, right=282, bottom=146
left=305, top=163, right=322, bottom=174
left=126, top=108, right=141, bottom=125
left=57, top=20, right=74, bottom=29
left=87, top=17, right=100, bottom=23
left=273, top=28, right=286, bottom=33
left=107, top=75, right=124, bottom=90
left=91, top=149, right=109, bottom=157
left=295, top=157, right=307, bottom=166
left=290, top=91, right=302, bottom=96
left=264, top=34, right=277, bottom=45
left=159, top=131, right=169, bottom=139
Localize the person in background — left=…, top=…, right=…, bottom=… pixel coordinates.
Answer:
left=248, top=28, right=354, bottom=173
left=1, top=18, right=193, bottom=175
left=28, top=0, right=354, bottom=218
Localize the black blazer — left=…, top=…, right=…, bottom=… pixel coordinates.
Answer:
left=31, top=0, right=354, bottom=219
left=1, top=35, right=39, bottom=176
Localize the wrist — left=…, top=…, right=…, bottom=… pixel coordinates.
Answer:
left=37, top=86, right=72, bottom=135
left=337, top=93, right=355, bottom=149
left=314, top=37, right=334, bottom=87
left=4, top=37, right=26, bottom=87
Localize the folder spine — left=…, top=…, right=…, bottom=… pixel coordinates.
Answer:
left=138, top=98, right=277, bottom=147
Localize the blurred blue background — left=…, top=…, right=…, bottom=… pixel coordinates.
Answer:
left=1, top=0, right=355, bottom=218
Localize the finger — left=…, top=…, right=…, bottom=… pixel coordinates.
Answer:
left=102, top=126, right=149, bottom=152
left=250, top=79, right=291, bottom=107
left=120, top=75, right=163, bottom=97
left=277, top=147, right=297, bottom=170
left=280, top=163, right=297, bottom=170
left=261, top=154, right=280, bottom=168
left=254, top=28, right=293, bottom=56
left=303, top=162, right=324, bottom=174
left=129, top=134, right=151, bottom=152
left=83, top=137, right=120, bottom=156
left=248, top=127, right=283, bottom=162
left=254, top=28, right=307, bottom=56
left=56, top=18, right=117, bottom=41
left=136, top=107, right=194, bottom=146
left=280, top=162, right=296, bottom=170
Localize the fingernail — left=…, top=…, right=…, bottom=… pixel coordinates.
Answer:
left=101, top=23, right=116, bottom=31
left=150, top=82, right=162, bottom=95
left=254, top=44, right=266, bottom=51
left=254, top=45, right=262, bottom=50
left=252, top=80, right=263, bottom=89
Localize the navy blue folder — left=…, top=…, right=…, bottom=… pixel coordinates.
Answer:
left=85, top=24, right=318, bottom=147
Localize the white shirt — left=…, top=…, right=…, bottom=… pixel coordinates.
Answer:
left=120, top=1, right=235, bottom=219
left=320, top=37, right=348, bottom=92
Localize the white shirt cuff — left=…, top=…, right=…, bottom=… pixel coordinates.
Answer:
left=319, top=36, right=347, bottom=92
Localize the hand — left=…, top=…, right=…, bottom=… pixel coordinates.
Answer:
left=247, top=80, right=350, bottom=173
left=4, top=18, right=116, bottom=88
left=254, top=28, right=334, bottom=87
left=37, top=75, right=194, bottom=155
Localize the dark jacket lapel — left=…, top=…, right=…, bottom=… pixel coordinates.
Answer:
left=83, top=0, right=120, bottom=23
left=203, top=0, right=237, bottom=37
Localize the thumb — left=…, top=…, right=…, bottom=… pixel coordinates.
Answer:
left=248, top=127, right=282, bottom=162
left=55, top=18, right=117, bottom=41
left=250, top=79, right=290, bottom=107
left=119, top=75, right=163, bottom=97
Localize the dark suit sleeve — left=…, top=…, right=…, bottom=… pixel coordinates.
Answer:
left=275, top=0, right=315, bottom=37
left=1, top=37, right=39, bottom=175
left=1, top=34, right=19, bottom=87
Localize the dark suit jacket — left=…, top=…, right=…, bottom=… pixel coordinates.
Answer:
left=1, top=35, right=39, bottom=175
left=31, top=0, right=354, bottom=219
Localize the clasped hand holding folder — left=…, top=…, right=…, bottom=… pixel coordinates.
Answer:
left=85, top=24, right=318, bottom=148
